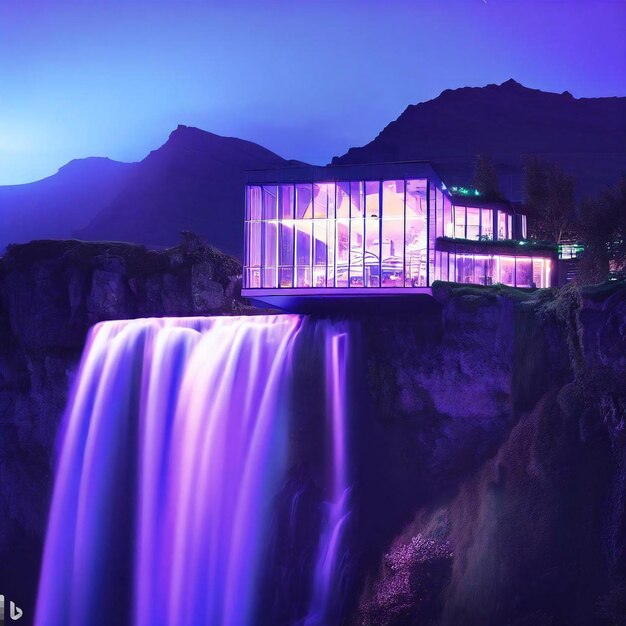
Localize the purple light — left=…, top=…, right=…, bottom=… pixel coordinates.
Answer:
left=35, top=315, right=353, bottom=626
left=304, top=331, right=351, bottom=626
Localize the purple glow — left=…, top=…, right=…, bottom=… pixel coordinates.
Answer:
left=304, top=332, right=351, bottom=626
left=35, top=314, right=356, bottom=626
left=2, top=2, right=625, bottom=185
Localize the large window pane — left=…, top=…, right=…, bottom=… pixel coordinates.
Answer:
left=364, top=182, right=380, bottom=286
left=350, top=181, right=364, bottom=218
left=473, top=255, right=488, bottom=285
left=279, top=185, right=294, bottom=220
left=278, top=222, right=294, bottom=288
left=262, top=221, right=278, bottom=288
left=498, top=211, right=510, bottom=240
left=245, top=268, right=261, bottom=288
left=405, top=179, right=428, bottom=286
left=326, top=218, right=336, bottom=287
left=485, top=256, right=496, bottom=285
left=336, top=182, right=350, bottom=218
left=349, top=181, right=364, bottom=287
left=456, top=254, right=474, bottom=283
left=441, top=251, right=449, bottom=281
left=428, top=184, right=436, bottom=284
left=327, top=183, right=336, bottom=219
left=263, top=221, right=278, bottom=267
left=313, top=183, right=328, bottom=219
left=481, top=209, right=493, bottom=240
left=248, top=221, right=262, bottom=267
left=350, top=217, right=364, bottom=287
left=336, top=219, right=349, bottom=287
left=435, top=189, right=444, bottom=238
left=382, top=180, right=404, bottom=287
left=263, top=186, right=278, bottom=220
left=454, top=206, right=466, bottom=239
left=381, top=217, right=403, bottom=286
left=435, top=250, right=442, bottom=281
left=444, top=194, right=453, bottom=237
left=295, top=221, right=312, bottom=287
left=365, top=215, right=380, bottom=286
left=500, top=257, right=515, bottom=285
left=467, top=207, right=480, bottom=240
left=515, top=257, right=532, bottom=287
left=313, top=220, right=327, bottom=287
left=247, top=186, right=262, bottom=220
left=532, top=258, right=544, bottom=288
left=296, top=184, right=313, bottom=219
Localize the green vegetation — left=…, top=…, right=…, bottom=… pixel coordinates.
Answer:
left=472, top=154, right=501, bottom=200
left=437, top=236, right=557, bottom=253
left=523, top=155, right=576, bottom=244
left=576, top=175, right=626, bottom=284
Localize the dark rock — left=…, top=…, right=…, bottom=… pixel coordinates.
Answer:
left=0, top=236, right=249, bottom=616
left=0, top=240, right=624, bottom=625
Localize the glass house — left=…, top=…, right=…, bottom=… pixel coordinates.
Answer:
left=242, top=163, right=555, bottom=306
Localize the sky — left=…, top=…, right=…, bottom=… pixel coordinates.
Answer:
left=0, top=0, right=625, bottom=185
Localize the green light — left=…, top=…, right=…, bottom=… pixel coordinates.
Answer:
left=450, top=185, right=481, bottom=197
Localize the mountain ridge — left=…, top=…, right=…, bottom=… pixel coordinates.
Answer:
left=332, top=79, right=626, bottom=201
left=2, top=80, right=625, bottom=255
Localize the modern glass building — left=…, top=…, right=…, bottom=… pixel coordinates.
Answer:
left=242, top=163, right=555, bottom=305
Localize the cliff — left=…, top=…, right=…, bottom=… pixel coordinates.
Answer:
left=0, top=236, right=248, bottom=615
left=0, top=239, right=624, bottom=624
left=353, top=282, right=626, bottom=625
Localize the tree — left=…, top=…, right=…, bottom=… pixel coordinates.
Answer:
left=523, top=156, right=576, bottom=243
left=576, top=175, right=626, bottom=283
left=472, top=154, right=500, bottom=200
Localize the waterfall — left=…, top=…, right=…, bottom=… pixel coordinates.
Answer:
left=303, top=332, right=351, bottom=626
left=35, top=315, right=353, bottom=626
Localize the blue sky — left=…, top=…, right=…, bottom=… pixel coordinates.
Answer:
left=1, top=0, right=625, bottom=185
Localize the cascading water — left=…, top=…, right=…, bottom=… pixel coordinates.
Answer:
left=35, top=315, right=353, bottom=626
left=303, top=332, right=351, bottom=626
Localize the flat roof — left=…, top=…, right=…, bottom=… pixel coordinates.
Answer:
left=245, top=161, right=446, bottom=186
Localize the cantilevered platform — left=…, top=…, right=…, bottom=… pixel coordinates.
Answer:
left=242, top=287, right=433, bottom=314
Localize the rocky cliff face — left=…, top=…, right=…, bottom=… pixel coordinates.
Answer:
left=0, top=240, right=624, bottom=625
left=353, top=283, right=626, bottom=626
left=0, top=236, right=247, bottom=614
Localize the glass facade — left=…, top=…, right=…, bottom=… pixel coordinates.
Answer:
left=447, top=205, right=499, bottom=241
left=244, top=178, right=431, bottom=289
left=435, top=251, right=552, bottom=288
left=244, top=167, right=551, bottom=292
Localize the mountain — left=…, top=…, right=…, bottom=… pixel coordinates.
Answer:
left=3, top=82, right=625, bottom=255
left=332, top=79, right=626, bottom=201
left=1, top=157, right=137, bottom=249
left=0, top=126, right=294, bottom=257
left=75, top=126, right=293, bottom=256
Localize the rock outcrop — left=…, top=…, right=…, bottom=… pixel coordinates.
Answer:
left=354, top=283, right=626, bottom=626
left=0, top=238, right=624, bottom=624
left=0, top=235, right=247, bottom=614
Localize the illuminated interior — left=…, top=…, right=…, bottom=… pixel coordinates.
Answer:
left=435, top=251, right=552, bottom=288
left=243, top=166, right=556, bottom=293
left=245, top=179, right=429, bottom=289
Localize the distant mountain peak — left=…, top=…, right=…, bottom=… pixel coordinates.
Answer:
left=500, top=78, right=525, bottom=89
left=333, top=80, right=626, bottom=202
left=57, top=156, right=121, bottom=174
